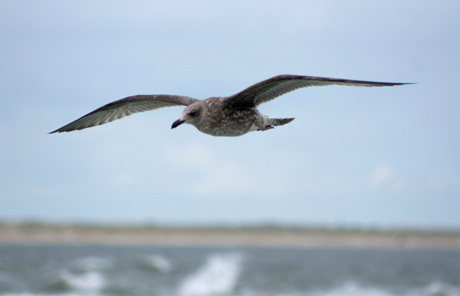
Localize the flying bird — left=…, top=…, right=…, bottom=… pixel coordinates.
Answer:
left=50, top=75, right=410, bottom=137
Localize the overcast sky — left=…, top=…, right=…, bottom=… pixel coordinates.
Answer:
left=1, top=0, right=459, bottom=228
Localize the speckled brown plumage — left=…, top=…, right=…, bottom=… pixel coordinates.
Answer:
left=50, top=74, right=411, bottom=137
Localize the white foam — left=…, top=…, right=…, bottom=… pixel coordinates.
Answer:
left=1, top=293, right=101, bottom=296
left=178, top=253, right=243, bottom=296
left=268, top=281, right=460, bottom=296
left=407, top=281, right=460, bottom=296
left=61, top=270, right=105, bottom=293
left=310, top=282, right=395, bottom=296
left=146, top=254, right=174, bottom=273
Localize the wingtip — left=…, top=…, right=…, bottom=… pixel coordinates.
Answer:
left=397, top=82, right=417, bottom=85
left=49, top=128, right=69, bottom=134
left=49, top=128, right=63, bottom=134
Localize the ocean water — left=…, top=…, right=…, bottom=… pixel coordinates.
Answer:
left=0, top=244, right=458, bottom=296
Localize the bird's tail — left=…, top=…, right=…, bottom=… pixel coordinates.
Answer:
left=268, top=117, right=295, bottom=126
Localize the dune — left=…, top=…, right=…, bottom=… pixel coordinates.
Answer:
left=0, top=221, right=458, bottom=249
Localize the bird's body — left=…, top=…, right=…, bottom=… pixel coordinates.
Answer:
left=50, top=75, right=411, bottom=137
left=189, top=98, right=260, bottom=136
left=173, top=97, right=293, bottom=136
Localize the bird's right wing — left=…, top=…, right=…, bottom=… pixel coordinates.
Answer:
left=50, top=95, right=198, bottom=133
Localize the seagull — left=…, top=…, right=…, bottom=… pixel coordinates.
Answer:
left=50, top=74, right=410, bottom=137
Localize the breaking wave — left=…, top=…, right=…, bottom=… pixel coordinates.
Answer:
left=138, top=254, right=174, bottom=273
left=1, top=245, right=458, bottom=296
left=239, top=281, right=460, bottom=296
left=59, top=270, right=106, bottom=294
left=1, top=281, right=459, bottom=296
left=308, top=281, right=459, bottom=296
left=178, top=253, right=243, bottom=296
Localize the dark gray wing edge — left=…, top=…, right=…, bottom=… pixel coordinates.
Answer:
left=50, top=94, right=198, bottom=133
left=225, top=74, right=414, bottom=108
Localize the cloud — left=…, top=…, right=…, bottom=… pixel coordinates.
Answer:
left=192, top=163, right=251, bottom=195
left=169, top=142, right=214, bottom=171
left=370, top=164, right=399, bottom=191
left=166, top=143, right=251, bottom=196
left=166, top=143, right=361, bottom=198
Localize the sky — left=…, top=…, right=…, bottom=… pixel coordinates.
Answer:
left=1, top=0, right=459, bottom=229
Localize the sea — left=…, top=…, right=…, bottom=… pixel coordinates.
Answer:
left=0, top=244, right=458, bottom=296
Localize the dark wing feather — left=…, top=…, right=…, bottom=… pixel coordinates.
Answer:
left=50, top=95, right=198, bottom=133
left=225, top=75, right=412, bottom=108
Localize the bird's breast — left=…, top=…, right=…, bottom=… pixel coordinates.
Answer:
left=195, top=106, right=258, bottom=137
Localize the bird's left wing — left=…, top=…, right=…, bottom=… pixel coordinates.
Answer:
left=224, top=75, right=412, bottom=108
left=50, top=95, right=198, bottom=133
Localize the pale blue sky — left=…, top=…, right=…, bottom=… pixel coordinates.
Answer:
left=1, top=0, right=459, bottom=228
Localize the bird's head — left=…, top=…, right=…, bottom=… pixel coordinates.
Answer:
left=171, top=104, right=203, bottom=129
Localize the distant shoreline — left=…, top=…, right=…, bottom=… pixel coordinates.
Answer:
left=1, top=222, right=459, bottom=249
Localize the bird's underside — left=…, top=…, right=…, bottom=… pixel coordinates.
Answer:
left=50, top=74, right=412, bottom=136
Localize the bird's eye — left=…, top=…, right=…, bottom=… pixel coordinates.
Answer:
left=189, top=111, right=198, bottom=117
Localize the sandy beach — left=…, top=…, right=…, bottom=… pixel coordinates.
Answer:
left=1, top=222, right=458, bottom=249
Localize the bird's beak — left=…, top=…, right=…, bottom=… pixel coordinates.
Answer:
left=171, top=119, right=185, bottom=129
